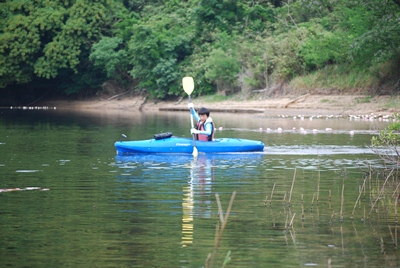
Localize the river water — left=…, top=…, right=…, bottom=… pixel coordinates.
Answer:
left=0, top=107, right=398, bottom=267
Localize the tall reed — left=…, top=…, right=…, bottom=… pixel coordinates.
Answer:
left=369, top=169, right=394, bottom=217
left=352, top=178, right=367, bottom=218
left=206, top=191, right=236, bottom=268
left=264, top=183, right=276, bottom=206
left=340, top=183, right=345, bottom=223
left=288, top=169, right=297, bottom=207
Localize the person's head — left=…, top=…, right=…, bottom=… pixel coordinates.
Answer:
left=198, top=107, right=210, bottom=121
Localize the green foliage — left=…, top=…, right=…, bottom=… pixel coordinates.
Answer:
left=269, top=28, right=307, bottom=81
left=152, top=58, right=179, bottom=96
left=194, top=0, right=244, bottom=34
left=34, top=0, right=113, bottom=78
left=388, top=120, right=400, bottom=132
left=114, top=11, right=139, bottom=41
left=371, top=113, right=400, bottom=167
left=1, top=0, right=400, bottom=101
left=127, top=4, right=194, bottom=98
left=0, top=1, right=62, bottom=87
left=300, top=23, right=351, bottom=69
left=385, top=96, right=400, bottom=110
left=205, top=48, right=239, bottom=88
left=289, top=65, right=377, bottom=92
left=58, top=70, right=104, bottom=96
left=236, top=35, right=274, bottom=90
left=180, top=44, right=215, bottom=96
left=242, top=2, right=275, bottom=32
left=200, top=94, right=231, bottom=103
left=297, top=3, right=380, bottom=69
left=202, top=32, right=240, bottom=91
left=90, top=37, right=128, bottom=78
left=122, top=0, right=164, bottom=12
left=0, top=0, right=116, bottom=92
left=268, top=0, right=400, bottom=88
left=349, top=1, right=400, bottom=65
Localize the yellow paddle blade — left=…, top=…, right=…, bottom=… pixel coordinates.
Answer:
left=182, top=77, right=194, bottom=96
left=192, top=146, right=198, bottom=158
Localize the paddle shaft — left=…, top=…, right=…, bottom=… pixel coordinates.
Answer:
left=188, top=96, right=196, bottom=143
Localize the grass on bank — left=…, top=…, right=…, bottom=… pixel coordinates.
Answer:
left=198, top=94, right=232, bottom=103
left=195, top=59, right=399, bottom=102
left=289, top=65, right=379, bottom=93
left=385, top=96, right=400, bottom=109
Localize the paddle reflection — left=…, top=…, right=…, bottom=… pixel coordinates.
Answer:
left=182, top=156, right=214, bottom=247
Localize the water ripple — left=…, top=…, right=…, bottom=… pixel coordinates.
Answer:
left=263, top=145, right=374, bottom=155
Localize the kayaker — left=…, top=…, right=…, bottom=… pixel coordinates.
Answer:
left=188, top=103, right=215, bottom=141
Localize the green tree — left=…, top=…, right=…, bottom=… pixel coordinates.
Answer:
left=202, top=31, right=240, bottom=92
left=2, top=0, right=400, bottom=102
left=127, top=4, right=194, bottom=98
left=350, top=0, right=400, bottom=66
left=194, top=0, right=245, bottom=34
left=0, top=0, right=116, bottom=92
left=90, top=37, right=130, bottom=80
left=300, top=23, right=351, bottom=69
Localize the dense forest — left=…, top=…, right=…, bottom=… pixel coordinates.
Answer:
left=1, top=0, right=400, bottom=105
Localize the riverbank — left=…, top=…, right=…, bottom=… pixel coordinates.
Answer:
left=38, top=94, right=399, bottom=116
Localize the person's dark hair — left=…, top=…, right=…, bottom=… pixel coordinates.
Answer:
left=198, top=107, right=210, bottom=116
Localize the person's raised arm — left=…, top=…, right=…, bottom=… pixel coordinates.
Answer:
left=188, top=103, right=200, bottom=121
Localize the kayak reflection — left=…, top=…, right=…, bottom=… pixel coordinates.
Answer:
left=115, top=152, right=264, bottom=165
left=114, top=153, right=264, bottom=248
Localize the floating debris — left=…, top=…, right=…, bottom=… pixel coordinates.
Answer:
left=24, top=187, right=41, bottom=190
left=10, top=106, right=57, bottom=110
left=0, top=187, right=50, bottom=193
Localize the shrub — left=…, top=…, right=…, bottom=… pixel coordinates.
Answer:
left=371, top=113, right=400, bottom=167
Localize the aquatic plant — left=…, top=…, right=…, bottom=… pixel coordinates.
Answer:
left=205, top=192, right=236, bottom=268
left=262, top=162, right=400, bottom=266
left=371, top=113, right=400, bottom=167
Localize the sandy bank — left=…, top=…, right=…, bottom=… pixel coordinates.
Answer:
left=39, top=94, right=398, bottom=116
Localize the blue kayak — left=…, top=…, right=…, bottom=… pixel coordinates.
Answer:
left=114, top=134, right=264, bottom=155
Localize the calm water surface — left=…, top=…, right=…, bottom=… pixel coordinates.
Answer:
left=0, top=108, right=398, bottom=267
